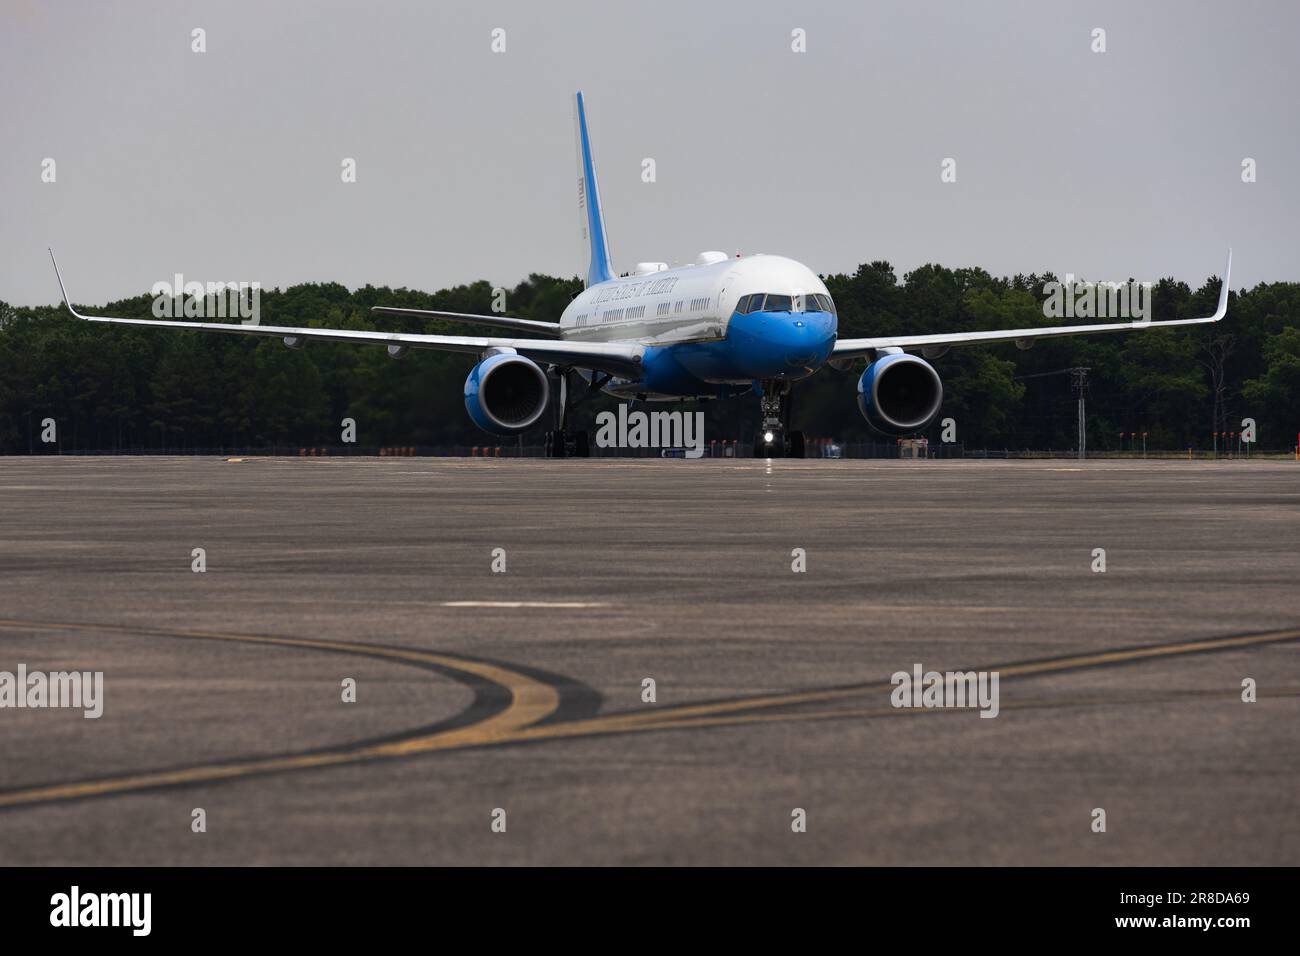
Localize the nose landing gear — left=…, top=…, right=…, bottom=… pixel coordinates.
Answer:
left=752, top=382, right=805, bottom=458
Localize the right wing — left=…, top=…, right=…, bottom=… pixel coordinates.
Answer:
left=833, top=249, right=1232, bottom=359
left=49, top=250, right=641, bottom=378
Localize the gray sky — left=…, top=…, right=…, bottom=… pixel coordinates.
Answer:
left=3, top=0, right=1295, bottom=307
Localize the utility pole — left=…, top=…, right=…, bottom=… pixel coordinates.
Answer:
left=1012, top=365, right=1094, bottom=459
left=1069, top=367, right=1090, bottom=460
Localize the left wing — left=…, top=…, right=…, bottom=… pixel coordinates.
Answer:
left=48, top=250, right=642, bottom=378
left=833, top=249, right=1231, bottom=359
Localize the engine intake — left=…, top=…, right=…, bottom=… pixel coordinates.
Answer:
left=856, top=353, right=944, bottom=435
left=463, top=353, right=550, bottom=435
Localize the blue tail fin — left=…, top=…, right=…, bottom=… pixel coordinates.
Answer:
left=573, top=92, right=614, bottom=287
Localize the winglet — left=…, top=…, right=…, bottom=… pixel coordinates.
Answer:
left=1212, top=247, right=1233, bottom=321
left=48, top=247, right=83, bottom=318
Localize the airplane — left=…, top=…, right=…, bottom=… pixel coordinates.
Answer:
left=49, top=92, right=1232, bottom=458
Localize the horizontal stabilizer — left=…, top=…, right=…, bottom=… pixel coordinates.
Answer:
left=370, top=306, right=560, bottom=337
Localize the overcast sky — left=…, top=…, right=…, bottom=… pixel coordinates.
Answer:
left=3, top=0, right=1295, bottom=306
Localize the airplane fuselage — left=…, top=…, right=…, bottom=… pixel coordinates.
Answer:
left=560, top=253, right=837, bottom=399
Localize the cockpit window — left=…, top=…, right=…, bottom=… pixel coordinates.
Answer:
left=805, top=293, right=835, bottom=314
left=734, top=292, right=836, bottom=314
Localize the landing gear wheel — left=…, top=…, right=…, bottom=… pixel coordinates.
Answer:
left=544, top=430, right=590, bottom=458
left=787, top=430, right=806, bottom=459
left=543, top=366, right=589, bottom=458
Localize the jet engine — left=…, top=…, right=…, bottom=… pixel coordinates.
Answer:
left=463, top=353, right=550, bottom=435
left=856, top=353, right=944, bottom=435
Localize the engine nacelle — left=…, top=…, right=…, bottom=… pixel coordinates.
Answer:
left=856, top=353, right=944, bottom=436
left=463, top=353, right=550, bottom=435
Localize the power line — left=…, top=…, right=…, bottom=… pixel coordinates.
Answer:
left=1014, top=366, right=1091, bottom=458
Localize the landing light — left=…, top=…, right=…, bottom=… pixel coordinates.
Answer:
left=763, top=431, right=775, bottom=443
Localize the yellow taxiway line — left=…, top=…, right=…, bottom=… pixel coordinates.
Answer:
left=0, top=619, right=1296, bottom=809
left=0, top=619, right=558, bottom=808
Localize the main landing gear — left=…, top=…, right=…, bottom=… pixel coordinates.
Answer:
left=752, top=382, right=805, bottom=458
left=543, top=367, right=595, bottom=458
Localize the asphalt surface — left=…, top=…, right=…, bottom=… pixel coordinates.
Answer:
left=0, top=456, right=1297, bottom=865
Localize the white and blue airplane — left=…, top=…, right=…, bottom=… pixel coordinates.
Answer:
left=50, top=92, right=1231, bottom=457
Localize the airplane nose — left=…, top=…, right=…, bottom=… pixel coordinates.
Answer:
left=724, top=309, right=836, bottom=380
left=781, top=313, right=835, bottom=371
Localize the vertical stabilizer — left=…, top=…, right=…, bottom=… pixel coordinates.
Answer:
left=573, top=92, right=615, bottom=287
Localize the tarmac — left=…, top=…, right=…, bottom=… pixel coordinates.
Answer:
left=0, top=456, right=1297, bottom=864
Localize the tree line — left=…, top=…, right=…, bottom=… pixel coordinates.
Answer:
left=1, top=262, right=1297, bottom=452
